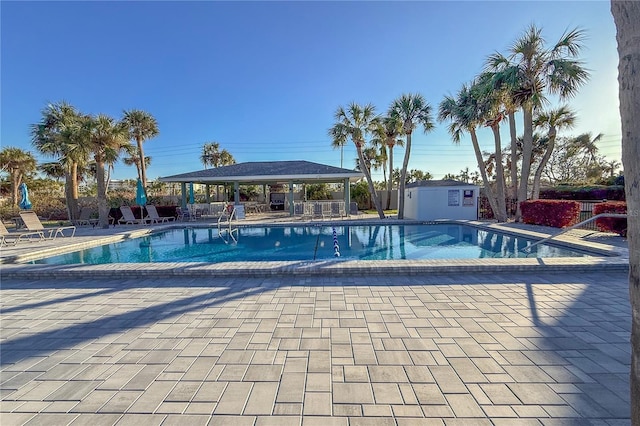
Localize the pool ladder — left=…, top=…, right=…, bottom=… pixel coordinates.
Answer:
left=218, top=206, right=238, bottom=244
left=520, top=213, right=627, bottom=253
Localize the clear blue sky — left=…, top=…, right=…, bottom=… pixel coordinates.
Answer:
left=1, top=0, right=622, bottom=182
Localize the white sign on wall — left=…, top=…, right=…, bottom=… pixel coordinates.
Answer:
left=448, top=190, right=460, bottom=206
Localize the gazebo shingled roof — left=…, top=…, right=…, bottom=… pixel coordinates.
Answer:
left=159, top=160, right=363, bottom=185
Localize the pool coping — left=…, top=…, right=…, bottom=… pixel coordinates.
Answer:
left=0, top=219, right=629, bottom=279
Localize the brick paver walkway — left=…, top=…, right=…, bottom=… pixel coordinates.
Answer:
left=0, top=271, right=631, bottom=425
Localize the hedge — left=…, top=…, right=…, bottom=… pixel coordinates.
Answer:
left=593, top=201, right=627, bottom=236
left=539, top=185, right=625, bottom=201
left=520, top=200, right=581, bottom=228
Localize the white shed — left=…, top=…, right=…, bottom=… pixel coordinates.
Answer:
left=404, top=180, right=479, bottom=221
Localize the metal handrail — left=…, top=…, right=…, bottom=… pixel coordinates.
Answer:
left=521, top=213, right=627, bottom=252
left=217, top=206, right=237, bottom=238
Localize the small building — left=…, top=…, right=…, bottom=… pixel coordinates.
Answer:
left=404, top=180, right=479, bottom=221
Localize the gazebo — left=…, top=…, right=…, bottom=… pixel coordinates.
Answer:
left=159, top=160, right=364, bottom=216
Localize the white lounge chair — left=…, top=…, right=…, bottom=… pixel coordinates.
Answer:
left=145, top=205, right=175, bottom=223
left=72, top=208, right=99, bottom=227
left=118, top=206, right=151, bottom=225
left=19, top=210, right=76, bottom=239
left=0, top=221, right=46, bottom=245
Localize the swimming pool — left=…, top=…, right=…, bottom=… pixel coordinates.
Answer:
left=32, top=224, right=589, bottom=265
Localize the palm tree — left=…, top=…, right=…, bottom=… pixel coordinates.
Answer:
left=531, top=106, right=576, bottom=198
left=122, top=144, right=151, bottom=175
left=372, top=115, right=404, bottom=210
left=388, top=93, right=435, bottom=219
left=87, top=114, right=129, bottom=228
left=31, top=101, right=90, bottom=220
left=474, top=74, right=508, bottom=221
left=438, top=83, right=504, bottom=221
left=329, top=102, right=385, bottom=219
left=571, top=132, right=603, bottom=166
left=485, top=53, right=523, bottom=198
left=605, top=159, right=621, bottom=179
left=611, top=2, right=639, bottom=422
left=201, top=142, right=236, bottom=168
left=488, top=24, right=589, bottom=220
left=0, top=147, right=37, bottom=207
left=122, top=109, right=159, bottom=193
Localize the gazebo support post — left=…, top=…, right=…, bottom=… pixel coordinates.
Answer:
left=288, top=181, right=294, bottom=216
left=233, top=182, right=240, bottom=204
left=180, top=182, right=187, bottom=209
left=344, top=178, right=350, bottom=217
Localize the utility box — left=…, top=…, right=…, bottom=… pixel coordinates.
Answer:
left=404, top=180, right=479, bottom=221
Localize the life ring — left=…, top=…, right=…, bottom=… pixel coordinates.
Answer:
left=226, top=204, right=234, bottom=215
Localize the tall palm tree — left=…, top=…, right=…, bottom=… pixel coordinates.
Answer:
left=0, top=147, right=37, bottom=207
left=611, top=2, right=639, bottom=421
left=388, top=93, right=435, bottom=219
left=438, top=83, right=504, bottom=221
left=485, top=53, right=523, bottom=198
left=489, top=24, right=589, bottom=220
left=31, top=101, right=90, bottom=220
left=122, top=109, right=159, bottom=193
left=87, top=114, right=129, bottom=228
left=372, top=115, right=404, bottom=210
left=329, top=102, right=385, bottom=219
left=474, top=74, right=508, bottom=221
left=531, top=106, right=576, bottom=198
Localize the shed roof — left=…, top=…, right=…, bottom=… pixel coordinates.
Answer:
left=406, top=179, right=477, bottom=188
left=159, top=160, right=364, bottom=185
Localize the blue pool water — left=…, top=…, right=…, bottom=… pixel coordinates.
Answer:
left=33, top=224, right=590, bottom=265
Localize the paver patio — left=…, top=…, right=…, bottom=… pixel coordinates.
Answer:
left=0, top=270, right=631, bottom=425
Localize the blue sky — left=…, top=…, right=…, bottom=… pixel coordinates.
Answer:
left=1, top=1, right=622, bottom=182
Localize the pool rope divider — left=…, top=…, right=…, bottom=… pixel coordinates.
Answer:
left=332, top=226, right=340, bottom=257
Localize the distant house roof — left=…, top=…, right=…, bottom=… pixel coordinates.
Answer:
left=159, top=160, right=364, bottom=185
left=406, top=179, right=477, bottom=188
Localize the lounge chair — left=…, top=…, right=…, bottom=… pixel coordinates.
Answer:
left=73, top=208, right=99, bottom=227
left=0, top=221, right=46, bottom=245
left=145, top=205, right=175, bottom=223
left=118, top=206, right=151, bottom=225
left=19, top=211, right=76, bottom=239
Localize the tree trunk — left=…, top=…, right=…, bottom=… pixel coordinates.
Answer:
left=386, top=145, right=394, bottom=210
left=67, top=162, right=80, bottom=220
left=12, top=174, right=20, bottom=207
left=532, top=128, right=557, bottom=200
left=612, top=2, right=640, bottom=423
left=509, top=111, right=518, bottom=199
left=356, top=143, right=385, bottom=219
left=491, top=124, right=508, bottom=222
left=516, top=103, right=534, bottom=221
left=398, top=133, right=412, bottom=219
left=471, top=129, right=500, bottom=220
left=96, top=159, right=110, bottom=229
left=137, top=137, right=147, bottom=194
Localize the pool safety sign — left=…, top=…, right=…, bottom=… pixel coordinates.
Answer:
left=463, top=189, right=474, bottom=206
left=448, top=190, right=460, bottom=206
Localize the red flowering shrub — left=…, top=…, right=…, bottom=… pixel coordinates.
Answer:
left=593, top=201, right=627, bottom=235
left=520, top=200, right=580, bottom=228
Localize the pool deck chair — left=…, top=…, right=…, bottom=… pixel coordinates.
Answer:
left=0, top=220, right=46, bottom=245
left=118, top=206, right=151, bottom=225
left=145, top=205, right=176, bottom=223
left=72, top=208, right=99, bottom=227
left=19, top=210, right=76, bottom=239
